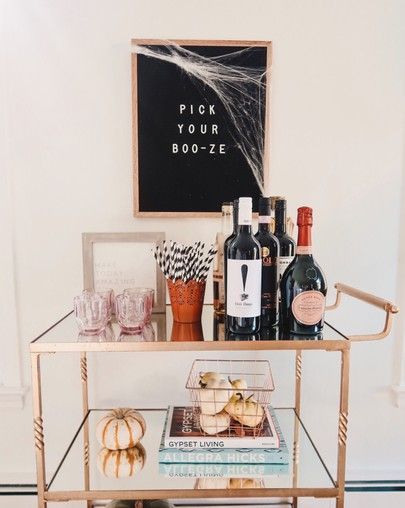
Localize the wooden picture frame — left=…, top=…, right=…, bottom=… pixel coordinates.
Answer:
left=131, top=39, right=272, bottom=217
left=82, top=232, right=166, bottom=313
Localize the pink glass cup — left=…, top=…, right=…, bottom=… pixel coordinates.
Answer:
left=83, top=289, right=115, bottom=321
left=74, top=293, right=108, bottom=334
left=123, top=288, right=154, bottom=322
left=116, top=292, right=149, bottom=333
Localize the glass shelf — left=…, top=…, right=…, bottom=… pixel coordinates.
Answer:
left=46, top=408, right=337, bottom=502
left=30, top=305, right=349, bottom=353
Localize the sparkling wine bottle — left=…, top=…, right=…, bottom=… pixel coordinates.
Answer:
left=255, top=197, right=280, bottom=327
left=213, top=202, right=233, bottom=313
left=226, top=197, right=261, bottom=334
left=274, top=198, right=296, bottom=284
left=280, top=207, right=327, bottom=335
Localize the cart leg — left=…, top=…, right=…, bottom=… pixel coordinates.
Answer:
left=31, top=353, right=47, bottom=508
left=81, top=352, right=92, bottom=508
left=292, top=350, right=302, bottom=508
left=294, top=350, right=302, bottom=416
left=336, top=348, right=350, bottom=508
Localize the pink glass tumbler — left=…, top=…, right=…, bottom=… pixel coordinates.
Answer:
left=116, top=292, right=150, bottom=333
left=123, top=288, right=154, bottom=322
left=83, top=288, right=115, bottom=321
left=74, top=293, right=108, bottom=334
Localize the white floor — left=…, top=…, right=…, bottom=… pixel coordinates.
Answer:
left=1, top=495, right=404, bottom=508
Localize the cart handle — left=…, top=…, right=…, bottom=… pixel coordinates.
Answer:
left=326, top=282, right=399, bottom=341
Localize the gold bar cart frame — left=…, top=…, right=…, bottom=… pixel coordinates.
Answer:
left=30, top=282, right=398, bottom=508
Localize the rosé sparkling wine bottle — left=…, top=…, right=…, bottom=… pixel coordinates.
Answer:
left=280, top=207, right=327, bottom=335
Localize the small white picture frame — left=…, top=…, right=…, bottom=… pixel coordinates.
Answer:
left=82, top=232, right=166, bottom=313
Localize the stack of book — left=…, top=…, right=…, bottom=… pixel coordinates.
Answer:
left=159, top=406, right=289, bottom=479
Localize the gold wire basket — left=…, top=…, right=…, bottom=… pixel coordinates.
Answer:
left=185, top=359, right=275, bottom=438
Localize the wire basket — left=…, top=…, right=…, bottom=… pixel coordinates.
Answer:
left=185, top=359, right=275, bottom=438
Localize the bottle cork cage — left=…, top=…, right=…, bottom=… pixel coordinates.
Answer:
left=186, top=359, right=274, bottom=437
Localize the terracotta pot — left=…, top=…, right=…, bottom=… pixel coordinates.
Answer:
left=167, top=279, right=206, bottom=323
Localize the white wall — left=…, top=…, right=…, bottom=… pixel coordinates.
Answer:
left=1, top=0, right=404, bottom=483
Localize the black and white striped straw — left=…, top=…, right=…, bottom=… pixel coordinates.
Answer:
left=153, top=241, right=217, bottom=283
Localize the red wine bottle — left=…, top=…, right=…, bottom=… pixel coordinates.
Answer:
left=280, top=207, right=327, bottom=335
left=274, top=198, right=296, bottom=284
left=226, top=197, right=261, bottom=334
left=255, top=197, right=280, bottom=327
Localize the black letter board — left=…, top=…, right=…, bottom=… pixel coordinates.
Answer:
left=132, top=39, right=271, bottom=217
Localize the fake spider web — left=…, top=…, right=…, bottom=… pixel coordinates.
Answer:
left=132, top=42, right=269, bottom=195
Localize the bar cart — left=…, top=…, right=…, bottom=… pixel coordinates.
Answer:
left=30, top=283, right=398, bottom=508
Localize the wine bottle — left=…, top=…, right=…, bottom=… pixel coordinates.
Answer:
left=255, top=197, right=280, bottom=327
left=226, top=197, right=261, bottom=334
left=223, top=199, right=239, bottom=315
left=213, top=312, right=225, bottom=341
left=274, top=198, right=296, bottom=284
left=280, top=206, right=327, bottom=335
left=270, top=196, right=284, bottom=234
left=213, top=202, right=233, bottom=313
left=224, top=199, right=239, bottom=262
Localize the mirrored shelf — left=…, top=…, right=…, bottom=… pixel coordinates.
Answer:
left=31, top=305, right=349, bottom=353
left=45, top=408, right=337, bottom=502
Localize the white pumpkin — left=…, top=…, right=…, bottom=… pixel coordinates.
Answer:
left=96, top=408, right=146, bottom=450
left=225, top=394, right=264, bottom=428
left=195, top=477, right=229, bottom=489
left=228, top=377, right=248, bottom=394
left=199, top=376, right=232, bottom=415
left=195, top=477, right=263, bottom=489
left=97, top=443, right=146, bottom=478
left=228, top=478, right=263, bottom=489
left=199, top=411, right=230, bottom=435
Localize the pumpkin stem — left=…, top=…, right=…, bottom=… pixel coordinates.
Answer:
left=114, top=408, right=126, bottom=419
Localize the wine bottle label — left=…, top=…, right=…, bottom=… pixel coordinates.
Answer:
left=292, top=291, right=325, bottom=325
left=296, top=246, right=312, bottom=255
left=258, top=215, right=271, bottom=224
left=278, top=256, right=294, bottom=279
left=226, top=259, right=261, bottom=317
left=212, top=270, right=222, bottom=282
left=261, top=250, right=278, bottom=310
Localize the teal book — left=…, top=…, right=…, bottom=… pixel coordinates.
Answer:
left=158, top=406, right=289, bottom=465
left=159, top=461, right=288, bottom=478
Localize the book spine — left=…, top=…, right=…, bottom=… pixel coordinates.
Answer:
left=159, top=462, right=288, bottom=478
left=163, top=436, right=279, bottom=449
left=159, top=447, right=289, bottom=464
